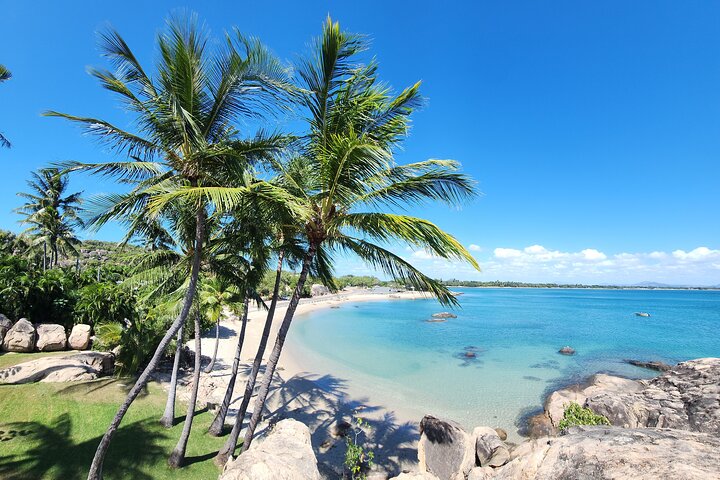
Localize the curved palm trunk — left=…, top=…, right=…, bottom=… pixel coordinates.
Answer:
left=207, top=294, right=250, bottom=436
left=215, top=250, right=285, bottom=462
left=168, top=309, right=202, bottom=468
left=86, top=209, right=205, bottom=480
left=203, top=319, right=221, bottom=373
left=160, top=323, right=185, bottom=428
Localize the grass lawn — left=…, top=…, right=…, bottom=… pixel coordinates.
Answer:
left=0, top=353, right=230, bottom=480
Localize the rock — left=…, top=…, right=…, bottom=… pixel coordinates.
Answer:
left=431, top=312, right=457, bottom=319
left=558, top=346, right=575, bottom=355
left=220, top=418, right=320, bottom=480
left=418, top=415, right=475, bottom=480
left=491, top=426, right=720, bottom=480
left=310, top=284, right=330, bottom=297
left=68, top=324, right=92, bottom=350
left=494, top=428, right=508, bottom=441
left=0, top=313, right=12, bottom=345
left=331, top=420, right=352, bottom=438
left=473, top=426, right=510, bottom=467
left=624, top=359, right=672, bottom=371
left=35, top=324, right=67, bottom=351
left=464, top=351, right=477, bottom=358
left=467, top=466, right=495, bottom=480
left=0, top=351, right=115, bottom=384
left=389, top=473, right=440, bottom=480
left=2, top=318, right=36, bottom=352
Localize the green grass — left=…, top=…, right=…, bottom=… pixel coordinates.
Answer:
left=0, top=351, right=72, bottom=370
left=0, top=354, right=230, bottom=480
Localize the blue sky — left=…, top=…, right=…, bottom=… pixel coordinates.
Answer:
left=1, top=1, right=719, bottom=285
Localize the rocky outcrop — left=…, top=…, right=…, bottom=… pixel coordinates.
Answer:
left=2, top=318, right=36, bottom=352
left=220, top=419, right=320, bottom=480
left=492, top=426, right=720, bottom=480
left=0, top=314, right=12, bottom=345
left=431, top=312, right=457, bottom=319
left=390, top=473, right=440, bottom=480
left=0, top=351, right=114, bottom=384
left=418, top=416, right=475, bottom=480
left=68, top=324, right=92, bottom=350
left=624, top=359, right=671, bottom=371
left=586, top=358, right=720, bottom=434
left=35, top=324, right=67, bottom=351
left=311, top=284, right=330, bottom=297
left=472, top=427, right=509, bottom=468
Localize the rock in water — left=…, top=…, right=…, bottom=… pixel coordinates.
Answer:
left=2, top=318, right=36, bottom=352
left=493, top=426, right=720, bottom=480
left=68, top=324, right=92, bottom=350
left=431, top=312, right=457, bottom=319
left=35, top=324, right=67, bottom=351
left=624, top=359, right=672, bottom=371
left=0, top=351, right=114, bottom=384
left=558, top=346, right=575, bottom=355
left=473, top=426, right=510, bottom=467
left=0, top=313, right=12, bottom=345
left=418, top=415, right=475, bottom=480
left=220, top=418, right=320, bottom=480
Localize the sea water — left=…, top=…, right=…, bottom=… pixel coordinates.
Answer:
left=289, top=288, right=720, bottom=439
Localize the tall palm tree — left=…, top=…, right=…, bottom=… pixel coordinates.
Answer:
left=0, top=64, right=11, bottom=148
left=16, top=168, right=83, bottom=267
left=200, top=277, right=244, bottom=373
left=217, top=17, right=480, bottom=461
left=46, top=15, right=295, bottom=479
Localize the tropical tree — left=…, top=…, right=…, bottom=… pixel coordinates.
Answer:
left=16, top=168, right=83, bottom=268
left=46, top=15, right=296, bottom=479
left=0, top=64, right=11, bottom=148
left=200, top=276, right=245, bottom=373
left=216, top=17, right=479, bottom=461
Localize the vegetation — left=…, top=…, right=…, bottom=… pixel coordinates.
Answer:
left=344, top=417, right=375, bottom=480
left=558, top=402, right=611, bottom=431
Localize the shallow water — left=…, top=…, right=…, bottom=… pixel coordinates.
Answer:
left=289, top=288, right=720, bottom=439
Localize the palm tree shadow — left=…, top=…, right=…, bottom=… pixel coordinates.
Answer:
left=0, top=414, right=167, bottom=480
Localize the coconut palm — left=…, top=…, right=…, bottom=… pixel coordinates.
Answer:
left=216, top=17, right=479, bottom=461
left=0, top=64, right=11, bottom=148
left=45, top=15, right=295, bottom=479
left=16, top=168, right=83, bottom=268
left=199, top=276, right=245, bottom=373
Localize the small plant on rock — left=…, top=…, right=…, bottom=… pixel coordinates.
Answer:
left=558, top=402, right=611, bottom=431
left=344, top=417, right=375, bottom=480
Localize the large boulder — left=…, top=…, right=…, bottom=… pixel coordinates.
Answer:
left=418, top=415, right=475, bottom=480
left=585, top=358, right=720, bottom=434
left=310, top=284, right=330, bottom=297
left=68, top=324, right=92, bottom=350
left=0, top=351, right=114, bottom=384
left=2, top=318, right=36, bottom=352
left=220, top=418, right=320, bottom=480
left=472, top=427, right=509, bottom=467
left=35, top=324, right=67, bottom=351
left=492, top=426, right=720, bottom=480
left=0, top=313, right=12, bottom=345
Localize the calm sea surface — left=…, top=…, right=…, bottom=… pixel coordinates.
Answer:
left=289, top=288, right=720, bottom=439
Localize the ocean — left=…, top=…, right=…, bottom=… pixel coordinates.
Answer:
left=288, top=287, right=720, bottom=440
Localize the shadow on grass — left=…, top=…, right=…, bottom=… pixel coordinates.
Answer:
left=0, top=413, right=168, bottom=480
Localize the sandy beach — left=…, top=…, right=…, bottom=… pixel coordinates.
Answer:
left=184, top=288, right=430, bottom=477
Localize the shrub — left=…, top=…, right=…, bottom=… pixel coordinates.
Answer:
left=73, top=282, right=136, bottom=326
left=558, top=402, right=611, bottom=431
left=344, top=417, right=374, bottom=480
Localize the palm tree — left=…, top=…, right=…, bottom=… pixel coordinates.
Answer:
left=200, top=277, right=244, bottom=373
left=46, top=15, right=295, bottom=479
left=16, top=168, right=83, bottom=268
left=217, top=17, right=480, bottom=461
left=0, top=64, right=11, bottom=148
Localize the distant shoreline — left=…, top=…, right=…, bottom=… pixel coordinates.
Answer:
left=445, top=284, right=720, bottom=291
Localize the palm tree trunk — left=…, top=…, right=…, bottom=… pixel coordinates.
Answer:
left=203, top=318, right=221, bottom=373
left=214, top=250, right=284, bottom=462
left=86, top=208, right=206, bottom=480
left=43, top=243, right=47, bottom=272
left=207, top=294, right=250, bottom=436
left=160, top=323, right=185, bottom=428
left=168, top=309, right=202, bottom=468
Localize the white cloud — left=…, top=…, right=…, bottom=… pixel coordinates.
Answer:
left=411, top=249, right=434, bottom=260
left=524, top=244, right=547, bottom=254
left=469, top=244, right=482, bottom=252
left=581, top=249, right=607, bottom=261
left=672, top=247, right=720, bottom=261
left=494, top=247, right=522, bottom=259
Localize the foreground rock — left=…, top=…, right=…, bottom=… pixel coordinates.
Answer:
left=0, top=314, right=12, bottom=345
left=2, top=318, right=36, bottom=352
left=472, top=427, right=509, bottom=468
left=220, top=419, right=320, bottom=480
left=418, top=416, right=475, bottom=480
left=494, top=426, right=720, bottom=479
left=35, top=324, right=67, bottom=351
left=68, top=324, right=92, bottom=350
left=586, top=357, right=720, bottom=434
left=0, top=351, right=114, bottom=384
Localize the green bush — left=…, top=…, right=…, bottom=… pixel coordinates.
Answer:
left=344, top=418, right=374, bottom=480
left=73, top=282, right=136, bottom=326
left=558, top=402, right=611, bottom=431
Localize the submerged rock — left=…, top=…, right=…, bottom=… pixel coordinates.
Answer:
left=493, top=426, right=720, bottom=480
left=2, top=318, right=36, bottom=352
left=418, top=415, right=475, bottom=480
left=0, top=351, right=114, bottom=384
left=220, top=418, right=320, bottom=480
left=558, top=346, right=575, bottom=355
left=431, top=312, right=457, bottom=319
left=624, top=359, right=672, bottom=371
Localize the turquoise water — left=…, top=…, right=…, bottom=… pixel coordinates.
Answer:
left=290, top=288, right=720, bottom=439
